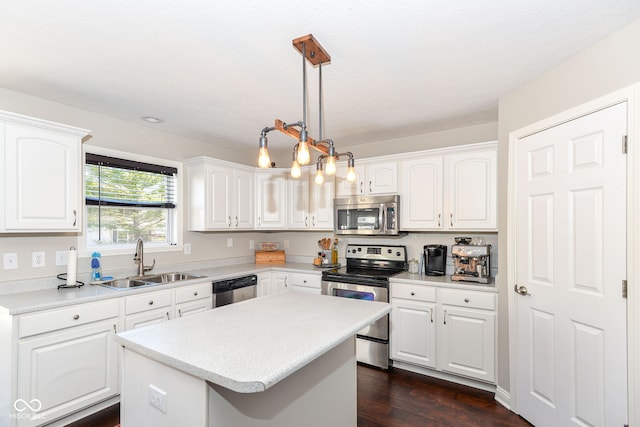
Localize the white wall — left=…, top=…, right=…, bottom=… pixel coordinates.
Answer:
left=496, top=17, right=640, bottom=395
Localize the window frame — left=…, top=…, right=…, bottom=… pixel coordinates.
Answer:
left=78, top=146, right=183, bottom=257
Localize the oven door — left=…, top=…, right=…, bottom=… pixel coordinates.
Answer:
left=321, top=280, right=388, bottom=340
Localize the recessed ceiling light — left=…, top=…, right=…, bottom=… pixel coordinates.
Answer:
left=141, top=116, right=163, bottom=123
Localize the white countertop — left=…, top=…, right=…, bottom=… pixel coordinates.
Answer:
left=0, top=262, right=323, bottom=315
left=114, top=292, right=391, bottom=393
left=392, top=272, right=498, bottom=293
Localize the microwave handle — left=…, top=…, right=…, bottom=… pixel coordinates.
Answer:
left=379, top=204, right=386, bottom=233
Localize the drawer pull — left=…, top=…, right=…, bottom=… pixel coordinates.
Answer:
left=464, top=298, right=470, bottom=303
left=443, top=310, right=447, bottom=325
left=149, top=300, right=154, bottom=306
left=430, top=308, right=433, bottom=323
left=194, top=291, right=198, bottom=296
left=178, top=309, right=183, bottom=318
left=166, top=312, right=170, bottom=320
left=410, top=291, right=415, bottom=296
left=73, top=314, right=80, bottom=320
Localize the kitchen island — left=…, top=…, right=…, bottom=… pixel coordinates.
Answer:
left=114, top=291, right=390, bottom=427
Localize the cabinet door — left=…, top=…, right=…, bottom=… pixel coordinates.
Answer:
left=446, top=150, right=497, bottom=230
left=256, top=273, right=271, bottom=297
left=124, top=309, right=171, bottom=330
left=335, top=163, right=365, bottom=197
left=206, top=164, right=233, bottom=229
left=390, top=298, right=436, bottom=368
left=287, top=169, right=310, bottom=230
left=310, top=173, right=334, bottom=229
left=4, top=123, right=81, bottom=231
left=439, top=305, right=495, bottom=382
left=17, top=319, right=119, bottom=427
left=400, top=156, right=443, bottom=229
left=234, top=169, right=255, bottom=229
left=176, top=299, right=211, bottom=318
left=270, top=271, right=290, bottom=294
left=366, top=160, right=398, bottom=195
left=255, top=171, right=287, bottom=229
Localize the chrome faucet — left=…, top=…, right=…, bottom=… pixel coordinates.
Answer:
left=133, top=237, right=155, bottom=276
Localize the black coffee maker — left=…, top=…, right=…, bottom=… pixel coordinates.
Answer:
left=423, top=244, right=447, bottom=276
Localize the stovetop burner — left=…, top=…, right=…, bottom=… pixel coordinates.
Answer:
left=321, top=244, right=407, bottom=284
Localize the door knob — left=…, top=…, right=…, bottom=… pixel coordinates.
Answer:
left=514, top=284, right=532, bottom=296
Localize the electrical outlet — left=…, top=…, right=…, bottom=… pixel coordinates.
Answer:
left=32, top=252, right=45, bottom=268
left=249, top=239, right=255, bottom=250
left=183, top=243, right=191, bottom=255
left=148, top=384, right=167, bottom=413
left=284, top=239, right=290, bottom=249
left=55, top=250, right=68, bottom=266
left=3, top=253, right=18, bottom=270
left=227, top=237, right=233, bottom=248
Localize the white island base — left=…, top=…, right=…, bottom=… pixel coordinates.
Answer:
left=121, top=337, right=356, bottom=427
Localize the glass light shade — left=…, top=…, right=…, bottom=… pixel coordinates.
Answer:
left=290, top=159, right=302, bottom=178
left=315, top=169, right=324, bottom=184
left=346, top=165, right=356, bottom=182
left=297, top=141, right=311, bottom=165
left=325, top=155, right=336, bottom=175
left=258, top=147, right=271, bottom=168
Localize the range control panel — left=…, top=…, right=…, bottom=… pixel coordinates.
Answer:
left=345, top=244, right=406, bottom=261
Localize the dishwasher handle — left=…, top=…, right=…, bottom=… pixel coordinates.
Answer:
left=212, top=275, right=258, bottom=293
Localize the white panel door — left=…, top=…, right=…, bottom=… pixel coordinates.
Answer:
left=234, top=169, right=255, bottom=229
left=390, top=298, right=436, bottom=368
left=206, top=165, right=232, bottom=229
left=515, top=102, right=627, bottom=426
left=310, top=174, right=334, bottom=229
left=287, top=169, right=310, bottom=229
left=256, top=170, right=287, bottom=229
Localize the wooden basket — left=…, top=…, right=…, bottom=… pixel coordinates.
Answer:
left=255, top=250, right=286, bottom=264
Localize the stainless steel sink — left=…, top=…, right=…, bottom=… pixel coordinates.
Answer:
left=97, top=272, right=205, bottom=290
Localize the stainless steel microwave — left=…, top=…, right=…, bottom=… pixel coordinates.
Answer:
left=334, top=195, right=400, bottom=235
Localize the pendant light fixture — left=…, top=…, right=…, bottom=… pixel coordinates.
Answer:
left=257, top=34, right=356, bottom=184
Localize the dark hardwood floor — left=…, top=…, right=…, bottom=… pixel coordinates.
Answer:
left=68, top=365, right=531, bottom=427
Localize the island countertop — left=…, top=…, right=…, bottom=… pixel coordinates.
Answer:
left=114, top=292, right=390, bottom=394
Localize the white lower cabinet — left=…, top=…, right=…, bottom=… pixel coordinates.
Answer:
left=390, top=281, right=496, bottom=384
left=124, top=289, right=173, bottom=330
left=10, top=299, right=120, bottom=427
left=258, top=271, right=290, bottom=296
left=289, top=272, right=321, bottom=295
left=175, top=283, right=212, bottom=318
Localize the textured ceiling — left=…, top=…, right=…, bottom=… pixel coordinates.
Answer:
left=2, top=0, right=640, bottom=159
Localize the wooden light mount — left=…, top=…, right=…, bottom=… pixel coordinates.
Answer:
left=292, top=34, right=331, bottom=66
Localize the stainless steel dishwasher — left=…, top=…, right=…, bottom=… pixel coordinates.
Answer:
left=212, top=275, right=258, bottom=308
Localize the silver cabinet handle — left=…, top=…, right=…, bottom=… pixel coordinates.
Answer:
left=450, top=213, right=453, bottom=227
left=443, top=309, right=447, bottom=325
left=437, top=213, right=441, bottom=227
left=235, top=216, right=239, bottom=227
left=369, top=180, right=373, bottom=193
left=430, top=308, right=433, bottom=323
left=228, top=216, right=232, bottom=228
left=113, top=324, right=117, bottom=333
left=194, top=291, right=198, bottom=296
left=464, top=298, right=470, bottom=303
left=166, top=312, right=170, bottom=320
left=514, top=284, right=532, bottom=296
left=178, top=309, right=183, bottom=317
left=258, top=216, right=261, bottom=226
left=359, top=181, right=364, bottom=194
left=72, top=210, right=77, bottom=227
left=312, top=216, right=316, bottom=227
left=149, top=300, right=154, bottom=305
left=305, top=216, right=308, bottom=227
left=410, top=291, right=415, bottom=296
left=73, top=314, right=80, bottom=320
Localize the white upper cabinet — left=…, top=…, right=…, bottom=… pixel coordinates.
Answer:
left=399, top=144, right=497, bottom=231
left=287, top=168, right=334, bottom=230
left=399, top=156, right=444, bottom=229
left=446, top=149, right=497, bottom=230
left=255, top=169, right=287, bottom=229
left=0, top=111, right=89, bottom=232
left=335, top=160, right=397, bottom=197
left=186, top=158, right=255, bottom=230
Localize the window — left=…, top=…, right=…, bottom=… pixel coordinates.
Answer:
left=85, top=152, right=178, bottom=250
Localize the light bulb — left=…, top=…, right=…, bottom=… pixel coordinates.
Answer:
left=290, top=159, right=301, bottom=178
left=315, top=169, right=324, bottom=184
left=258, top=147, right=271, bottom=168
left=325, top=155, right=336, bottom=175
left=346, top=165, right=356, bottom=182
left=297, top=141, right=311, bottom=165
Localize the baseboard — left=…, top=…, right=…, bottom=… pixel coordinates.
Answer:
left=391, top=360, right=496, bottom=393
left=494, top=385, right=512, bottom=410
left=42, top=395, right=119, bottom=427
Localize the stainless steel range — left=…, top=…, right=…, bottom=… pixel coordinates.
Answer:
left=321, top=244, right=407, bottom=369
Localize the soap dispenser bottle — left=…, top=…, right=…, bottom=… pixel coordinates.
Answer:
left=91, top=252, right=102, bottom=282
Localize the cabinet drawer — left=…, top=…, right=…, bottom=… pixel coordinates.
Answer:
left=439, top=288, right=495, bottom=310
left=175, top=282, right=211, bottom=304
left=125, top=290, right=172, bottom=315
left=19, top=299, right=119, bottom=338
left=289, top=273, right=321, bottom=289
left=391, top=282, right=436, bottom=302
